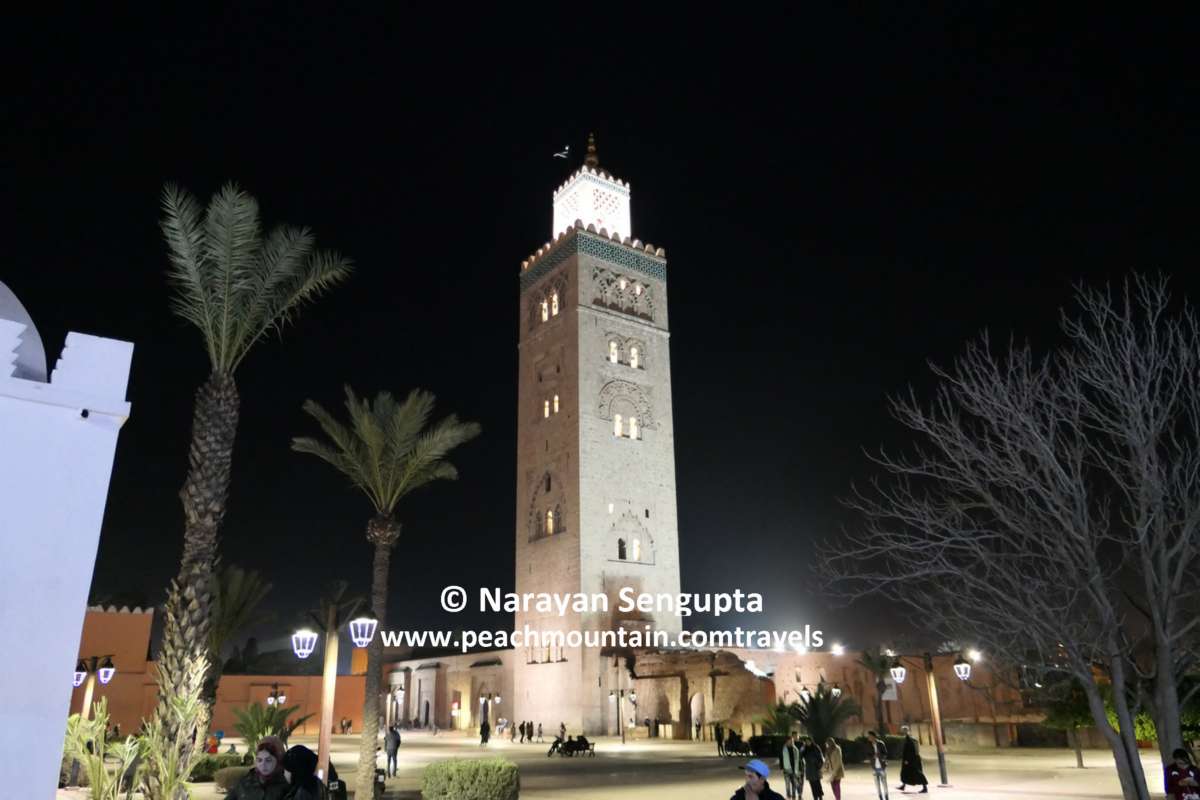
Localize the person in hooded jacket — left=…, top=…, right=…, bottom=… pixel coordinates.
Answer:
left=283, top=744, right=327, bottom=800
left=228, top=736, right=289, bottom=800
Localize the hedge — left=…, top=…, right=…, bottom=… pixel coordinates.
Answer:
left=421, top=757, right=519, bottom=800
left=190, top=753, right=247, bottom=782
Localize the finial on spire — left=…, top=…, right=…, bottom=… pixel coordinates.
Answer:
left=584, top=132, right=599, bottom=168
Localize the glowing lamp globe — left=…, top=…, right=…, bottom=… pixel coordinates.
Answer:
left=494, top=694, right=501, bottom=704
left=890, top=661, right=907, bottom=684
left=73, top=662, right=87, bottom=687
left=630, top=690, right=636, bottom=703
left=278, top=694, right=287, bottom=704
left=831, top=643, right=845, bottom=656
left=480, top=696, right=487, bottom=705
left=267, top=696, right=277, bottom=706
left=608, top=691, right=615, bottom=702
left=292, top=629, right=319, bottom=659
left=349, top=616, right=378, bottom=648
left=97, top=658, right=116, bottom=685
left=953, top=656, right=972, bottom=682
left=831, top=686, right=843, bottom=698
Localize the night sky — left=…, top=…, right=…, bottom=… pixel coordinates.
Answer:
left=4, top=9, right=1195, bottom=652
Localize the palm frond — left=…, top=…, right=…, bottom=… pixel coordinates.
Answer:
left=159, top=181, right=350, bottom=374
left=293, top=386, right=480, bottom=517
left=209, top=565, right=273, bottom=660
left=160, top=183, right=218, bottom=363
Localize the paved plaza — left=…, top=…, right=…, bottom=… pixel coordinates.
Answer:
left=58, top=732, right=1164, bottom=799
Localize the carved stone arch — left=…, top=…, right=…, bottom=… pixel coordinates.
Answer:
left=549, top=273, right=569, bottom=315
left=527, top=291, right=546, bottom=331
left=597, top=380, right=655, bottom=429
left=528, top=469, right=566, bottom=541
left=603, top=331, right=626, bottom=363
left=609, top=511, right=655, bottom=564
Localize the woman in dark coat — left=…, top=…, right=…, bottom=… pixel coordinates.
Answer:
left=800, top=736, right=826, bottom=798
left=283, top=745, right=327, bottom=800
left=228, top=736, right=290, bottom=800
left=898, top=726, right=929, bottom=792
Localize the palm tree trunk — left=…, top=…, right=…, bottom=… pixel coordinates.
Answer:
left=356, top=516, right=398, bottom=800
left=155, top=373, right=239, bottom=743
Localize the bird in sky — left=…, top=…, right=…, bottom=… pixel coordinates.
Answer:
left=553, top=146, right=570, bottom=159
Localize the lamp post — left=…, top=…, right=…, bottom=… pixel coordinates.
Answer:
left=293, top=600, right=375, bottom=783
left=74, top=656, right=115, bottom=720
left=888, top=650, right=979, bottom=787
left=266, top=683, right=287, bottom=706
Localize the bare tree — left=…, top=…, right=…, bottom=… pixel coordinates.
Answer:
left=820, top=276, right=1200, bottom=800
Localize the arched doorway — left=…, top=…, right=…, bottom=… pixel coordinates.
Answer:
left=423, top=700, right=430, bottom=727
left=689, top=692, right=706, bottom=740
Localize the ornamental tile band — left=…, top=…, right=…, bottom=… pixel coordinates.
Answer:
left=519, top=227, right=666, bottom=292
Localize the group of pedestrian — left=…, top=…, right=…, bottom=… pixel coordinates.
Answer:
left=778, top=735, right=843, bottom=799
left=727, top=726, right=930, bottom=800
left=225, top=736, right=329, bottom=800
left=479, top=719, right=544, bottom=745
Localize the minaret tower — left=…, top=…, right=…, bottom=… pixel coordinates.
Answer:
left=512, top=135, right=682, bottom=733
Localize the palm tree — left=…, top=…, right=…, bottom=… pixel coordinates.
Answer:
left=155, top=182, right=350, bottom=755
left=292, top=386, right=480, bottom=798
left=859, top=648, right=893, bottom=734
left=790, top=682, right=862, bottom=746
left=204, top=565, right=274, bottom=708
left=303, top=581, right=365, bottom=782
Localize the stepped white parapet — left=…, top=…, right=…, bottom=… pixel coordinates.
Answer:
left=0, top=281, right=133, bottom=799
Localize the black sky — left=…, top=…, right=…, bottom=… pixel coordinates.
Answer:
left=3, top=8, right=1196, bottom=650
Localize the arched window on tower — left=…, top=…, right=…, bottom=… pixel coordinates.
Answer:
left=613, top=414, right=623, bottom=438
left=544, top=474, right=551, bottom=493
left=619, top=277, right=627, bottom=291
left=543, top=400, right=550, bottom=418
left=553, top=394, right=560, bottom=414
left=541, top=299, right=549, bottom=322
left=630, top=347, right=639, bottom=369
left=618, top=539, right=627, bottom=560
left=609, top=341, right=619, bottom=364
left=629, top=416, right=639, bottom=439
left=631, top=538, right=642, bottom=561
left=551, top=291, right=559, bottom=316
left=546, top=509, right=555, bottom=536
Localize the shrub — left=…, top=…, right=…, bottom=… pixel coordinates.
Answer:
left=884, top=734, right=906, bottom=760
left=421, top=757, right=519, bottom=800
left=837, top=737, right=866, bottom=764
left=190, top=753, right=245, bottom=782
left=215, top=766, right=251, bottom=791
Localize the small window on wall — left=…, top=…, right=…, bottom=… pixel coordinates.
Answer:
left=551, top=291, right=559, bottom=316
left=543, top=400, right=550, bottom=418
left=619, top=277, right=627, bottom=291
left=631, top=538, right=642, bottom=561
left=618, top=539, right=627, bottom=560
left=630, top=347, right=640, bottom=369
left=609, top=341, right=619, bottom=363
left=629, top=416, right=639, bottom=439
left=553, top=394, right=560, bottom=414
left=545, top=474, right=552, bottom=493
left=541, top=300, right=549, bottom=322
left=546, top=509, right=555, bottom=535
left=613, top=414, right=623, bottom=437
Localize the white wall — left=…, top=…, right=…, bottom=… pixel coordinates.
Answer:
left=0, top=293, right=132, bottom=799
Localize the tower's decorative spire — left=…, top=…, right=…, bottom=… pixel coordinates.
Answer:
left=584, top=132, right=599, bottom=168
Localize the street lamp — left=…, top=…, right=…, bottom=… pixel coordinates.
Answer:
left=886, top=652, right=964, bottom=787
left=349, top=614, right=378, bottom=648
left=831, top=684, right=843, bottom=698
left=292, top=629, right=318, bottom=659
left=74, top=655, right=115, bottom=719
left=609, top=688, right=637, bottom=744
left=266, top=683, right=286, bottom=706
left=831, top=643, right=845, bottom=656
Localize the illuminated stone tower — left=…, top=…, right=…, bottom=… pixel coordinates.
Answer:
left=512, top=135, right=682, bottom=733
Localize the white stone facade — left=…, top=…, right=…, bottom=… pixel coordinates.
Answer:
left=0, top=283, right=133, bottom=797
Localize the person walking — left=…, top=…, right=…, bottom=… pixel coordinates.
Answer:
left=537, top=722, right=543, bottom=743
left=866, top=731, right=889, bottom=800
left=519, top=721, right=526, bottom=743
left=731, top=759, right=786, bottom=800
left=823, top=738, right=844, bottom=800
left=480, top=720, right=490, bottom=746
left=715, top=722, right=726, bottom=757
left=560, top=722, right=567, bottom=740
left=897, top=726, right=929, bottom=793
left=227, top=736, right=289, bottom=800
left=384, top=725, right=401, bottom=778
left=282, top=745, right=327, bottom=800
left=779, top=734, right=801, bottom=799
left=800, top=736, right=825, bottom=799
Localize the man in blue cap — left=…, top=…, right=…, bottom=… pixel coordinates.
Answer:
left=732, top=758, right=785, bottom=799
